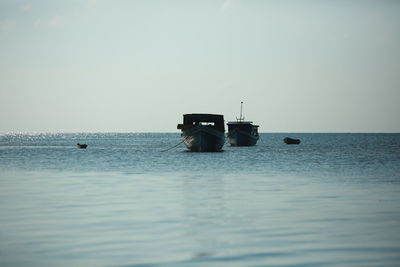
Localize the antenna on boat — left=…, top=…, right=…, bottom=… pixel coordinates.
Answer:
left=237, top=101, right=244, bottom=122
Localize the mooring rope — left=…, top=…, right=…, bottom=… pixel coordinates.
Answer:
left=160, top=139, right=185, bottom=152
left=258, top=134, right=265, bottom=145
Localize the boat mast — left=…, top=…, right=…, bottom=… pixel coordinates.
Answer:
left=237, top=101, right=244, bottom=122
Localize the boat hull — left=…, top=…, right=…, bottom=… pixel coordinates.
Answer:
left=182, top=125, right=225, bottom=152
left=227, top=128, right=259, bottom=146
left=283, top=137, right=301, bottom=144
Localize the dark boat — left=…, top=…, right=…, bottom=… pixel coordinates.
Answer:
left=283, top=137, right=301, bottom=144
left=177, top=113, right=225, bottom=152
left=227, top=102, right=259, bottom=146
left=77, top=143, right=88, bottom=149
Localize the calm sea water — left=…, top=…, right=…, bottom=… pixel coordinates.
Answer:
left=0, top=133, right=399, bottom=266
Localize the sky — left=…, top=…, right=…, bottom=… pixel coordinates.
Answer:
left=0, top=0, right=399, bottom=133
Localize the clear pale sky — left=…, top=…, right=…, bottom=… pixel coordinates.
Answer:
left=1, top=0, right=399, bottom=132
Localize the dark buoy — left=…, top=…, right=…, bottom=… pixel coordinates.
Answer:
left=283, top=137, right=301, bottom=145
left=77, top=143, right=88, bottom=149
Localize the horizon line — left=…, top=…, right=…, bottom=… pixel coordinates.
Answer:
left=1, top=131, right=399, bottom=135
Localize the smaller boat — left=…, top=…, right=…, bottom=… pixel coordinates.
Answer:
left=283, top=137, right=301, bottom=145
left=77, top=143, right=88, bottom=149
left=227, top=102, right=259, bottom=146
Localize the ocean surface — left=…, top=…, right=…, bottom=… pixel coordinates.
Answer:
left=0, top=133, right=399, bottom=266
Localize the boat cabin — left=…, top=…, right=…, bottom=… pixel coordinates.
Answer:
left=177, top=114, right=225, bottom=132
left=227, top=121, right=259, bottom=136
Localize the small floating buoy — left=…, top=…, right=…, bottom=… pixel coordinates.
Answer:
left=77, top=143, right=88, bottom=149
left=283, top=137, right=301, bottom=145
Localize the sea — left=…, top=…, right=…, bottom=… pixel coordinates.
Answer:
left=0, top=133, right=399, bottom=267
